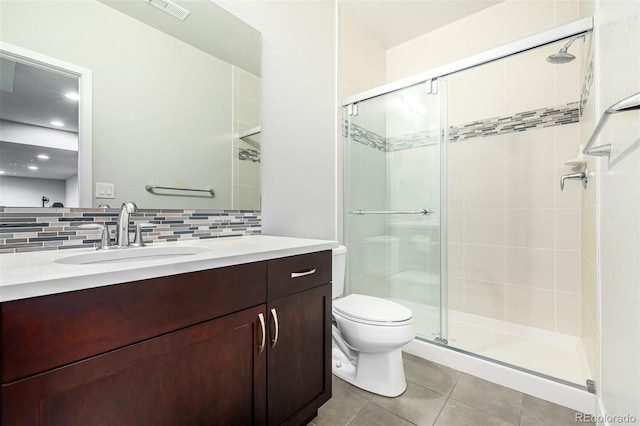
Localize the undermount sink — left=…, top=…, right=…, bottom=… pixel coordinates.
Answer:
left=55, top=246, right=210, bottom=265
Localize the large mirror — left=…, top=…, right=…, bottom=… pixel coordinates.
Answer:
left=0, top=0, right=261, bottom=210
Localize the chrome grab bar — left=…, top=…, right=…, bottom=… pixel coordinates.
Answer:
left=583, top=92, right=640, bottom=157
left=350, top=209, right=433, bottom=216
left=145, top=184, right=215, bottom=197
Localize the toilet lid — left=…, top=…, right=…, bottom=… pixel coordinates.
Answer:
left=333, top=294, right=413, bottom=323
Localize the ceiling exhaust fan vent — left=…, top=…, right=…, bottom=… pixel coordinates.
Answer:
left=144, top=0, right=191, bottom=21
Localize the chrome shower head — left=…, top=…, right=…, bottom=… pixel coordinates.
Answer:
left=546, top=49, right=575, bottom=64
left=546, top=35, right=583, bottom=64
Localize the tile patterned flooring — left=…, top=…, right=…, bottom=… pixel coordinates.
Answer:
left=310, top=354, right=583, bottom=426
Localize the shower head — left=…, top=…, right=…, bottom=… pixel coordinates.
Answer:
left=546, top=35, right=584, bottom=64
left=546, top=49, right=575, bottom=64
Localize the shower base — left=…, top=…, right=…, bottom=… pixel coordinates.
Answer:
left=395, top=299, right=595, bottom=412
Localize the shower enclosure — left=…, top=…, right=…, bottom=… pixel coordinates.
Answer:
left=345, top=81, right=447, bottom=344
left=343, top=18, right=594, bottom=399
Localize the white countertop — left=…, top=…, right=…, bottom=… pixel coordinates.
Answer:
left=0, top=235, right=338, bottom=302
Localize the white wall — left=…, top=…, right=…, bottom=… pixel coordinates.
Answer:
left=1, top=0, right=234, bottom=209
left=65, top=174, right=78, bottom=208
left=594, top=0, right=640, bottom=421
left=217, top=1, right=337, bottom=240
left=387, top=0, right=582, bottom=82
left=0, top=176, right=65, bottom=207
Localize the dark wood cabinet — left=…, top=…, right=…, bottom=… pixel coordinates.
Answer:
left=2, top=305, right=267, bottom=426
left=1, top=250, right=332, bottom=426
left=267, top=284, right=332, bottom=426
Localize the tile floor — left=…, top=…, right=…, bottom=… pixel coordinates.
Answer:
left=310, top=353, right=585, bottom=426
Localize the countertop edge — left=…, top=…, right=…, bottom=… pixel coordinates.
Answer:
left=0, top=236, right=339, bottom=302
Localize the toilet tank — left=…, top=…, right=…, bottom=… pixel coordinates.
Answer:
left=332, top=246, right=347, bottom=299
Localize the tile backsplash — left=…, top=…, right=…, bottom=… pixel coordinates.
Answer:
left=0, top=208, right=261, bottom=254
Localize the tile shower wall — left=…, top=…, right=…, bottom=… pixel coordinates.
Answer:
left=384, top=0, right=584, bottom=336
left=0, top=207, right=261, bottom=254
left=338, top=3, right=388, bottom=247
left=233, top=66, right=261, bottom=211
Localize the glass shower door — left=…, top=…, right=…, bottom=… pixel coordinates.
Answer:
left=345, top=81, right=447, bottom=343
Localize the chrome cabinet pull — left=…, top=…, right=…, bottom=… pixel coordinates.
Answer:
left=258, top=313, right=266, bottom=354
left=291, top=268, right=316, bottom=278
left=270, top=308, right=279, bottom=348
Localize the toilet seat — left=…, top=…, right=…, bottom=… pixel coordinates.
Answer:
left=333, top=294, right=413, bottom=326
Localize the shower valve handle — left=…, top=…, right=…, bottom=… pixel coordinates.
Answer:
left=560, top=163, right=588, bottom=191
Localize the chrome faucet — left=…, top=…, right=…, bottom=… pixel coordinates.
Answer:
left=116, top=201, right=138, bottom=248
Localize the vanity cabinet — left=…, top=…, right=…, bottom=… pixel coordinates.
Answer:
left=266, top=253, right=332, bottom=426
left=1, top=250, right=332, bottom=426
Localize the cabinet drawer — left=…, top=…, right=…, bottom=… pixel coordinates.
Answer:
left=267, top=251, right=331, bottom=300
left=1, top=261, right=267, bottom=383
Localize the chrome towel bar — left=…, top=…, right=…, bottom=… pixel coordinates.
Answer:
left=145, top=184, right=215, bottom=197
left=583, top=92, right=640, bottom=157
left=350, top=209, right=433, bottom=216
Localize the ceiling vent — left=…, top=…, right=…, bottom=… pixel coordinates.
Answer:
left=144, top=0, right=191, bottom=21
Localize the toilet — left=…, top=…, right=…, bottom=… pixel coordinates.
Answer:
left=331, top=246, right=415, bottom=397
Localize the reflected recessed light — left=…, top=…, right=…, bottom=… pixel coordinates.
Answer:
left=50, top=121, right=64, bottom=127
left=37, top=154, right=50, bottom=160
left=28, top=165, right=39, bottom=170
left=0, top=170, right=5, bottom=175
left=65, top=92, right=80, bottom=101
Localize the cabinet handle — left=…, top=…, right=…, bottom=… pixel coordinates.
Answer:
left=258, top=312, right=266, bottom=354
left=291, top=268, right=316, bottom=278
left=270, top=308, right=279, bottom=348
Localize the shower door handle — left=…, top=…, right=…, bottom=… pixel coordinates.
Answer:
left=350, top=209, right=433, bottom=216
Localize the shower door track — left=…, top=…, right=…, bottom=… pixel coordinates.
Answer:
left=342, top=16, right=593, bottom=107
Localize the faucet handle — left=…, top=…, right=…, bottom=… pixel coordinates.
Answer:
left=79, top=224, right=113, bottom=250
left=130, top=223, right=157, bottom=248
left=560, top=162, right=588, bottom=191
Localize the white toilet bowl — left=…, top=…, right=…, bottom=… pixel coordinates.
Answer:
left=331, top=247, right=416, bottom=397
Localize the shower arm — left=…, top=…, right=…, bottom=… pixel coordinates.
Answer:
left=583, top=92, right=640, bottom=157
left=559, top=35, right=581, bottom=53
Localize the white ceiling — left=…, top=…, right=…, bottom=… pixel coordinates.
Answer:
left=0, top=59, right=79, bottom=132
left=0, top=141, right=78, bottom=180
left=341, top=0, right=505, bottom=48
left=0, top=59, right=79, bottom=180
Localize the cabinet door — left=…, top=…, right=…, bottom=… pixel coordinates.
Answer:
left=267, top=284, right=331, bottom=426
left=2, top=305, right=267, bottom=426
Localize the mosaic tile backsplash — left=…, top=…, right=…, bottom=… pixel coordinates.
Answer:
left=347, top=101, right=580, bottom=150
left=0, top=208, right=261, bottom=254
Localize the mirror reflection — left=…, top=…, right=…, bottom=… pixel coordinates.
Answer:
left=0, top=0, right=261, bottom=210
left=0, top=60, right=80, bottom=207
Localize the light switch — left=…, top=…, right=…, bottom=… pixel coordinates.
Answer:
left=96, top=183, right=115, bottom=199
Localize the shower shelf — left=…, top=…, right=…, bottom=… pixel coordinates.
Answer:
left=238, top=126, right=261, bottom=140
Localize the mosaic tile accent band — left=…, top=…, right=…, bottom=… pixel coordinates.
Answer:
left=239, top=147, right=261, bottom=163
left=449, top=102, right=579, bottom=142
left=580, top=52, right=594, bottom=117
left=348, top=122, right=386, bottom=152
left=0, top=208, right=261, bottom=254
left=347, top=101, right=580, bottom=151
